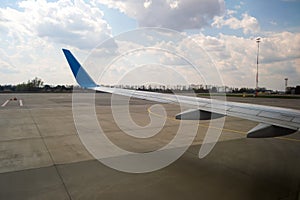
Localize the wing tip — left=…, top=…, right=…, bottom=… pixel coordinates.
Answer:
left=62, top=48, right=98, bottom=88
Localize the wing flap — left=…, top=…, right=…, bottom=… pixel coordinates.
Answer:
left=258, top=111, right=294, bottom=121
left=247, top=123, right=297, bottom=138
left=175, top=109, right=224, bottom=120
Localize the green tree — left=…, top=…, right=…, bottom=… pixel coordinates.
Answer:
left=16, top=77, right=43, bottom=91
left=29, top=77, right=43, bottom=88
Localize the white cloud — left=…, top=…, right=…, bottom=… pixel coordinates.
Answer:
left=192, top=32, right=300, bottom=90
left=270, top=20, right=277, bottom=26
left=0, top=0, right=112, bottom=84
left=82, top=28, right=224, bottom=86
left=88, top=29, right=300, bottom=90
left=18, top=0, right=112, bottom=49
left=0, top=60, right=18, bottom=74
left=143, top=0, right=152, bottom=8
left=212, top=12, right=260, bottom=34
left=261, top=32, right=300, bottom=63
left=97, top=0, right=225, bottom=31
left=0, top=0, right=112, bottom=50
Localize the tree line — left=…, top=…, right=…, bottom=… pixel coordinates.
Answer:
left=2, top=77, right=298, bottom=94
left=0, top=77, right=73, bottom=93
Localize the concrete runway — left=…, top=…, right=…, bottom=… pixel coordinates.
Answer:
left=0, top=93, right=299, bottom=200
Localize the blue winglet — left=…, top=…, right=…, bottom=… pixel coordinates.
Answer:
left=62, top=49, right=97, bottom=88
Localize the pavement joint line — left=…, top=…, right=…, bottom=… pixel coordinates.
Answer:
left=147, top=107, right=300, bottom=142
left=27, top=109, right=73, bottom=200
left=0, top=133, right=78, bottom=143
left=276, top=136, right=300, bottom=142
left=0, top=158, right=97, bottom=175
left=0, top=136, right=42, bottom=143
left=1, top=99, right=9, bottom=107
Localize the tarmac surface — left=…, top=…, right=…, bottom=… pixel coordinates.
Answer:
left=0, top=93, right=299, bottom=200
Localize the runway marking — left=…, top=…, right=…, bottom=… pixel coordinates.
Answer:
left=1, top=99, right=24, bottom=107
left=1, top=100, right=9, bottom=107
left=147, top=107, right=300, bottom=142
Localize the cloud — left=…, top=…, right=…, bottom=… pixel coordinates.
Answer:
left=82, top=28, right=224, bottom=86
left=192, top=32, right=300, bottom=90
left=0, top=0, right=113, bottom=84
left=0, top=0, right=112, bottom=49
left=260, top=32, right=300, bottom=64
left=0, top=60, right=19, bottom=74
left=212, top=11, right=260, bottom=34
left=270, top=20, right=277, bottom=26
left=97, top=0, right=225, bottom=31
left=18, top=0, right=112, bottom=49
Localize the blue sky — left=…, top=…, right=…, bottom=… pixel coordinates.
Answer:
left=0, top=0, right=299, bottom=90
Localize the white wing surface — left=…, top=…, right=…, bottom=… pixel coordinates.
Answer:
left=63, top=49, right=300, bottom=138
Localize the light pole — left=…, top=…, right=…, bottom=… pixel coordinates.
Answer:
left=255, top=37, right=261, bottom=97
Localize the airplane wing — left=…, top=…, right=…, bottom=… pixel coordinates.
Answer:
left=63, top=49, right=300, bottom=138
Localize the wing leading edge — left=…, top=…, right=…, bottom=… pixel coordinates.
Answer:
left=63, top=49, right=300, bottom=138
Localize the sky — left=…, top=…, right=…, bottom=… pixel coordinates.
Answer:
left=0, top=0, right=299, bottom=90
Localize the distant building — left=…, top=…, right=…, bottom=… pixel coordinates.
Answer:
left=286, top=85, right=300, bottom=94
left=295, top=86, right=300, bottom=94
